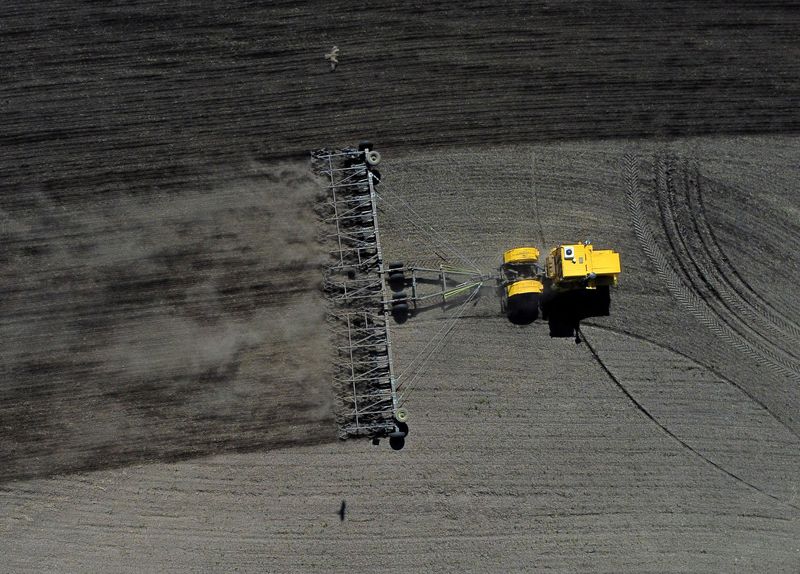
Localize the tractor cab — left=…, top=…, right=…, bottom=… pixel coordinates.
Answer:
left=545, top=242, right=620, bottom=290
left=540, top=242, right=621, bottom=337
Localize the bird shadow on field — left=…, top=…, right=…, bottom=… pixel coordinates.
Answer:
left=0, top=161, right=337, bottom=483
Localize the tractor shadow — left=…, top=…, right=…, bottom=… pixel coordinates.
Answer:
left=541, top=286, right=611, bottom=341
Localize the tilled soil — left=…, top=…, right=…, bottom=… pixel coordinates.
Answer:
left=0, top=163, right=335, bottom=481
left=3, top=138, right=798, bottom=573
left=2, top=1, right=800, bottom=572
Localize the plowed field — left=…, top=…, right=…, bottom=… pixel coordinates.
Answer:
left=2, top=2, right=799, bottom=572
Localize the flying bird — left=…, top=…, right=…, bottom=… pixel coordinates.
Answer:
left=325, top=46, right=340, bottom=71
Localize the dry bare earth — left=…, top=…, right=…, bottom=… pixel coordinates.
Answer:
left=3, top=138, right=799, bottom=572
left=0, top=163, right=334, bottom=481
left=2, top=1, right=800, bottom=572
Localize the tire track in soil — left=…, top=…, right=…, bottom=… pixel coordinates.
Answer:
left=689, top=167, right=800, bottom=341
left=655, top=154, right=800, bottom=373
left=583, top=321, right=800, bottom=442
left=577, top=325, right=800, bottom=513
left=530, top=151, right=799, bottom=509
left=624, top=153, right=798, bottom=381
left=659, top=156, right=800, bottom=364
left=530, top=150, right=547, bottom=248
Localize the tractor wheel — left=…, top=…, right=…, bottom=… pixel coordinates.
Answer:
left=506, top=293, right=540, bottom=325
left=389, top=436, right=406, bottom=450
left=365, top=150, right=381, bottom=166
left=358, top=141, right=373, bottom=152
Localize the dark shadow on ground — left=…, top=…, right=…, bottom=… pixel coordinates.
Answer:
left=542, top=287, right=611, bottom=341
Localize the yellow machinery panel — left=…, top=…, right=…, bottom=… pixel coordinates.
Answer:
left=507, top=279, right=544, bottom=297
left=503, top=247, right=540, bottom=265
left=589, top=248, right=621, bottom=276
left=546, top=243, right=621, bottom=285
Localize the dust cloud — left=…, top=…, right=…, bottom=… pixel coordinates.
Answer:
left=0, top=161, right=335, bottom=482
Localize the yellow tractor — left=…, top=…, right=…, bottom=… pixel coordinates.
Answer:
left=500, top=242, right=621, bottom=326
left=314, top=141, right=624, bottom=448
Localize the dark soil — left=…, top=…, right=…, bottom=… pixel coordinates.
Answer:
left=1, top=2, right=798, bottom=572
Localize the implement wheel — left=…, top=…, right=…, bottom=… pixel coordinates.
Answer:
left=391, top=292, right=410, bottom=323
left=388, top=271, right=405, bottom=292
left=395, top=408, right=409, bottom=423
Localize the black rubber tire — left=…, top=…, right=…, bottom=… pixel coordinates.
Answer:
left=391, top=304, right=409, bottom=324
left=506, top=293, right=540, bottom=325
left=388, top=271, right=405, bottom=292
left=358, top=141, right=373, bottom=152
left=391, top=292, right=409, bottom=322
left=389, top=436, right=405, bottom=450
left=388, top=262, right=404, bottom=270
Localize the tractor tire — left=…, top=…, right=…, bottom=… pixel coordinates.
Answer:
left=389, top=436, right=406, bottom=450
left=365, top=150, right=381, bottom=166
left=506, top=293, right=540, bottom=325
left=358, top=141, right=373, bottom=152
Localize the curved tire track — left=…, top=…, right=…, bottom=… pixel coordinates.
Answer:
left=689, top=167, right=800, bottom=341
left=583, top=320, right=800, bottom=441
left=578, top=325, right=799, bottom=513
left=624, top=153, right=798, bottom=381
left=655, top=155, right=800, bottom=368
